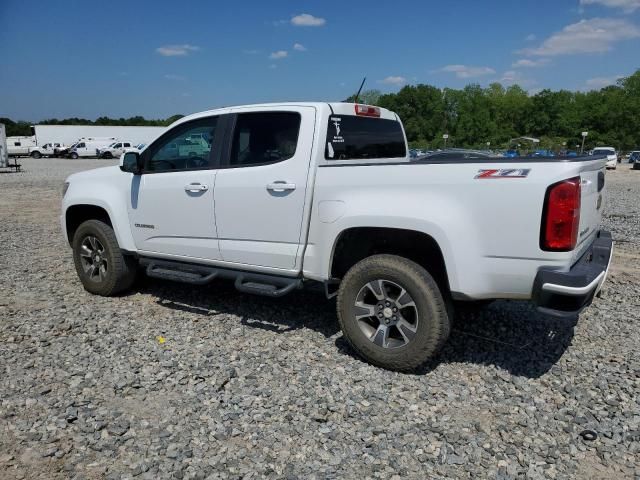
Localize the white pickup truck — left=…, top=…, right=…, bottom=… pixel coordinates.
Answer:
left=61, top=102, right=613, bottom=371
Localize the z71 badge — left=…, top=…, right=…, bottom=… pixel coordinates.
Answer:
left=475, top=169, right=531, bottom=179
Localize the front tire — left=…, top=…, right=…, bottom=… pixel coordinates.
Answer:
left=337, top=254, right=450, bottom=371
left=70, top=152, right=78, bottom=159
left=72, top=220, right=137, bottom=296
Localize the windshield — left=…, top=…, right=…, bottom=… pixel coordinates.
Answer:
left=593, top=149, right=614, bottom=155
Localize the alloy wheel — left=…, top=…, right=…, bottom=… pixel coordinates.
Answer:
left=353, top=279, right=419, bottom=348
left=79, top=235, right=108, bottom=282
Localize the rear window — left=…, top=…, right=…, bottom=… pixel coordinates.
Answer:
left=593, top=149, right=614, bottom=155
left=325, top=115, right=406, bottom=160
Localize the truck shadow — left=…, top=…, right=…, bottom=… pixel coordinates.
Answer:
left=412, top=301, right=577, bottom=378
left=137, top=278, right=576, bottom=379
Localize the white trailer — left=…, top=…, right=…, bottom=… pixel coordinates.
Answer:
left=6, top=136, right=37, bottom=156
left=0, top=124, right=7, bottom=168
left=33, top=125, right=166, bottom=149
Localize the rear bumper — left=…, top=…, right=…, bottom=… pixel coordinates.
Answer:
left=532, top=230, right=613, bottom=318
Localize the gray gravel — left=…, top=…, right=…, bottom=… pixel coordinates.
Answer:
left=1, top=158, right=639, bottom=479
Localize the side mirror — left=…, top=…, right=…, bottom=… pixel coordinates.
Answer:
left=120, top=151, right=143, bottom=174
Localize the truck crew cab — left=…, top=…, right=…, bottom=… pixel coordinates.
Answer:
left=61, top=102, right=613, bottom=371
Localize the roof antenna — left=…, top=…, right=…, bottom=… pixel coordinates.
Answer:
left=354, top=77, right=366, bottom=104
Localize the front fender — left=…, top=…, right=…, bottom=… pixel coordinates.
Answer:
left=62, top=174, right=137, bottom=251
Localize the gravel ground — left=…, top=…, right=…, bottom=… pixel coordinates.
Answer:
left=1, top=158, right=639, bottom=480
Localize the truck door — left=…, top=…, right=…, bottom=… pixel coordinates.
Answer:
left=128, top=115, right=224, bottom=260
left=213, top=107, right=316, bottom=270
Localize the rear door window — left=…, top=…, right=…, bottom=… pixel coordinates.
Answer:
left=325, top=115, right=406, bottom=160
left=229, top=112, right=301, bottom=167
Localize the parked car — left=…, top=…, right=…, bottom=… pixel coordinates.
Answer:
left=503, top=149, right=520, bottom=158
left=528, top=149, right=555, bottom=157
left=60, top=101, right=612, bottom=371
left=629, top=151, right=640, bottom=170
left=98, top=141, right=134, bottom=159
left=592, top=147, right=618, bottom=169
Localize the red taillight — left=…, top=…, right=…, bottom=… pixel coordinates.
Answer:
left=354, top=104, right=380, bottom=117
left=541, top=177, right=581, bottom=251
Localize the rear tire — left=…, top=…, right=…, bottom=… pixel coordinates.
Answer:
left=337, top=254, right=450, bottom=371
left=72, top=220, right=137, bottom=296
left=70, top=152, right=78, bottom=159
left=102, top=152, right=112, bottom=159
left=30, top=151, right=42, bottom=159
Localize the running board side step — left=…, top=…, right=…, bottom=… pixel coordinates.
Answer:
left=140, top=258, right=302, bottom=297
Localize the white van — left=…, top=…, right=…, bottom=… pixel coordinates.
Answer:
left=68, top=138, right=117, bottom=159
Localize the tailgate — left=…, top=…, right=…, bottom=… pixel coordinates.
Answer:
left=574, top=163, right=606, bottom=261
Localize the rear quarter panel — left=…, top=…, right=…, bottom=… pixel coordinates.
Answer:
left=304, top=158, right=606, bottom=299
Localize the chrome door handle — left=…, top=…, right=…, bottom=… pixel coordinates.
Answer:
left=184, top=183, right=208, bottom=192
left=266, top=182, right=296, bottom=192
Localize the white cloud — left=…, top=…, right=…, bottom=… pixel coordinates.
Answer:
left=291, top=13, right=326, bottom=27
left=437, top=64, right=496, bottom=78
left=584, top=75, right=623, bottom=89
left=293, top=43, right=307, bottom=52
left=580, top=0, right=640, bottom=12
left=164, top=74, right=186, bottom=81
left=269, top=50, right=288, bottom=59
left=521, top=18, right=640, bottom=56
left=512, top=58, right=550, bottom=68
left=525, top=34, right=537, bottom=41
left=379, top=76, right=407, bottom=86
left=499, top=70, right=537, bottom=87
left=156, top=44, right=200, bottom=56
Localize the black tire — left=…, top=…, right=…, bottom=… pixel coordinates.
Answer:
left=72, top=219, right=137, bottom=296
left=102, top=152, right=112, bottom=159
left=336, top=254, right=451, bottom=371
left=30, top=151, right=42, bottom=159
left=70, top=152, right=78, bottom=159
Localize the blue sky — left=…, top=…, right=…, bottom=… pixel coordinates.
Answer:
left=1, top=0, right=639, bottom=121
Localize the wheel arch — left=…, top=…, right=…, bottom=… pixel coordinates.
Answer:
left=65, top=204, right=112, bottom=246
left=64, top=200, right=136, bottom=252
left=329, top=226, right=452, bottom=294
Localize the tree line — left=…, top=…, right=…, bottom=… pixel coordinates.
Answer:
left=0, top=115, right=184, bottom=138
left=349, top=69, right=640, bottom=151
left=3, top=69, right=639, bottom=151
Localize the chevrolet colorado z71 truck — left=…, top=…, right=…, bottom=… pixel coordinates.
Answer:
left=61, top=102, right=613, bottom=371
